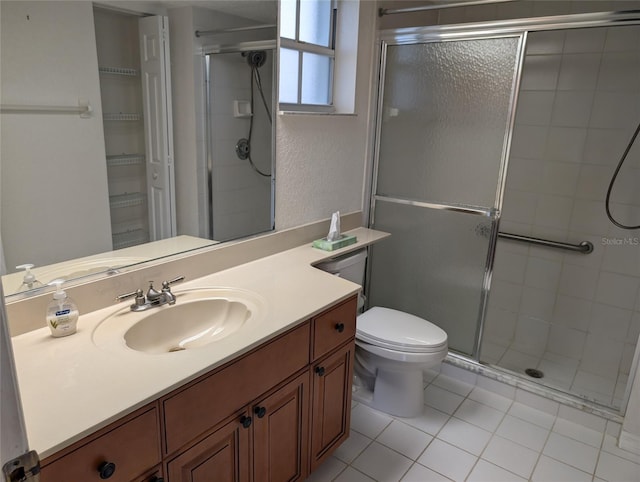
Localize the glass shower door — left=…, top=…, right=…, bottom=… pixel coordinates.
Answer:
left=369, top=36, right=523, bottom=356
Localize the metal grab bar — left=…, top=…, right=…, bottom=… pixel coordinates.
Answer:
left=498, top=232, right=594, bottom=254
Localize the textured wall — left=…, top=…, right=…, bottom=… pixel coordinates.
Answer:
left=274, top=1, right=377, bottom=229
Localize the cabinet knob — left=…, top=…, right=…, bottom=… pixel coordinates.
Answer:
left=335, top=322, right=345, bottom=333
left=97, top=461, right=116, bottom=479
left=315, top=366, right=325, bottom=376
left=254, top=406, right=267, bottom=418
left=240, top=415, right=252, bottom=428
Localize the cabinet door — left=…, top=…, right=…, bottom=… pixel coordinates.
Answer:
left=309, top=344, right=354, bottom=472
left=167, top=412, right=250, bottom=482
left=253, top=372, right=310, bottom=482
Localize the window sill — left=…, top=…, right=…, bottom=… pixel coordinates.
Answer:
left=278, top=110, right=357, bottom=117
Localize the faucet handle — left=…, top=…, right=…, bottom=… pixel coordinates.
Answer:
left=115, top=289, right=145, bottom=306
left=162, top=276, right=185, bottom=291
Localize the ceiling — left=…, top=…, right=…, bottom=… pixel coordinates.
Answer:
left=164, top=0, right=277, bottom=23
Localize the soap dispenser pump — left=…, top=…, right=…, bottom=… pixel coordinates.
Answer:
left=15, top=263, right=44, bottom=292
left=46, top=280, right=79, bottom=337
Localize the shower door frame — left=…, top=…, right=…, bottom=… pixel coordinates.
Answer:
left=367, top=9, right=640, bottom=415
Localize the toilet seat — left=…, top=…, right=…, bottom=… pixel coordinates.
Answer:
left=357, top=307, right=447, bottom=353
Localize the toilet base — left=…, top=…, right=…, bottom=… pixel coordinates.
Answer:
left=352, top=367, right=424, bottom=418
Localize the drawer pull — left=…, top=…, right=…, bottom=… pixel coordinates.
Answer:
left=315, top=366, right=325, bottom=376
left=335, top=322, right=345, bottom=333
left=254, top=406, right=267, bottom=418
left=240, top=415, right=253, bottom=428
left=98, top=461, right=116, bottom=479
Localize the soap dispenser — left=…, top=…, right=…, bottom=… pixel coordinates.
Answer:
left=15, top=263, right=44, bottom=292
left=46, top=280, right=79, bottom=337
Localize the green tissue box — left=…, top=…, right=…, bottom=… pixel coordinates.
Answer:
left=313, top=234, right=357, bottom=251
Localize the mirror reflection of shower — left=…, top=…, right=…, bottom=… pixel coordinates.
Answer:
left=206, top=45, right=276, bottom=242
left=235, top=50, right=273, bottom=177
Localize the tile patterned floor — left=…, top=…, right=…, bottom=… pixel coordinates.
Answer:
left=305, top=372, right=640, bottom=482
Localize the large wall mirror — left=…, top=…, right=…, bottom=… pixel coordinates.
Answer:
left=0, top=0, right=277, bottom=299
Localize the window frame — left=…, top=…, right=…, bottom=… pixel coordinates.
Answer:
left=279, top=0, right=337, bottom=112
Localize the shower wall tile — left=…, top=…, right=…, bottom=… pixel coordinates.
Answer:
left=526, top=30, right=566, bottom=55
left=520, top=288, right=556, bottom=321
left=501, top=190, right=538, bottom=224
left=563, top=27, right=607, bottom=53
left=515, top=91, right=556, bottom=125
left=597, top=52, right=640, bottom=92
left=569, top=199, right=611, bottom=235
left=489, top=280, right=523, bottom=312
left=546, top=324, right=587, bottom=360
left=540, top=162, right=581, bottom=196
left=595, top=271, right=640, bottom=310
left=620, top=344, right=635, bottom=376
left=557, top=53, right=601, bottom=91
left=583, top=128, right=631, bottom=165
left=524, top=256, right=562, bottom=291
left=550, top=91, right=594, bottom=127
left=514, top=314, right=551, bottom=356
left=545, top=128, right=587, bottom=164
left=553, top=294, right=592, bottom=331
left=505, top=157, right=543, bottom=191
left=510, top=125, right=548, bottom=159
left=520, top=54, right=562, bottom=91
left=588, top=302, right=632, bottom=341
left=590, top=91, right=640, bottom=128
left=575, top=164, right=611, bottom=200
left=492, top=250, right=528, bottom=284
left=604, top=25, right=640, bottom=52
left=534, top=195, right=573, bottom=229
left=558, top=263, right=599, bottom=300
left=580, top=335, right=624, bottom=379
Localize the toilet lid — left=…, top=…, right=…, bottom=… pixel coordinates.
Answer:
left=357, top=307, right=448, bottom=353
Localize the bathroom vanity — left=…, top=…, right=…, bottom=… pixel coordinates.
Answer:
left=39, top=296, right=356, bottom=481
left=9, top=227, right=389, bottom=481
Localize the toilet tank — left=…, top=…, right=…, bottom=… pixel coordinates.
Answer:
left=316, top=249, right=367, bottom=286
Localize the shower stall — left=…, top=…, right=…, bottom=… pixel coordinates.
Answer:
left=368, top=11, right=640, bottom=413
left=205, top=42, right=276, bottom=242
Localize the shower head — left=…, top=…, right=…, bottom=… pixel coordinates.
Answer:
left=242, top=50, right=267, bottom=68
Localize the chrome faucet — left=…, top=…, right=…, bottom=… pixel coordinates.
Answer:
left=116, top=276, right=185, bottom=312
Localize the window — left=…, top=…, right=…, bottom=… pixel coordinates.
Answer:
left=279, top=0, right=337, bottom=111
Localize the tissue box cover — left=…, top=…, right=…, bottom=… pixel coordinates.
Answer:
left=313, top=234, right=357, bottom=251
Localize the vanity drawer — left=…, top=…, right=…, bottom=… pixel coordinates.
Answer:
left=163, top=322, right=310, bottom=455
left=312, top=296, right=357, bottom=361
left=40, top=405, right=161, bottom=482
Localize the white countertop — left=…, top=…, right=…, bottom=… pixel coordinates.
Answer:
left=11, top=228, right=389, bottom=459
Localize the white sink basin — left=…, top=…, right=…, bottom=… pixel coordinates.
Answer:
left=92, top=288, right=266, bottom=354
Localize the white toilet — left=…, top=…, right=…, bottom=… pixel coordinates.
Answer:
left=317, top=250, right=448, bottom=418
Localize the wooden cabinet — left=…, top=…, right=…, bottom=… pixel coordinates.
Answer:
left=39, top=296, right=356, bottom=482
left=40, top=405, right=161, bottom=482
left=309, top=344, right=354, bottom=471
left=253, top=372, right=310, bottom=482
left=167, top=411, right=251, bottom=482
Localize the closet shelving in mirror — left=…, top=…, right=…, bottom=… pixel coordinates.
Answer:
left=103, top=113, right=142, bottom=121
left=106, top=154, right=145, bottom=167
left=109, top=192, right=146, bottom=209
left=112, top=228, right=149, bottom=249
left=98, top=66, right=138, bottom=76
